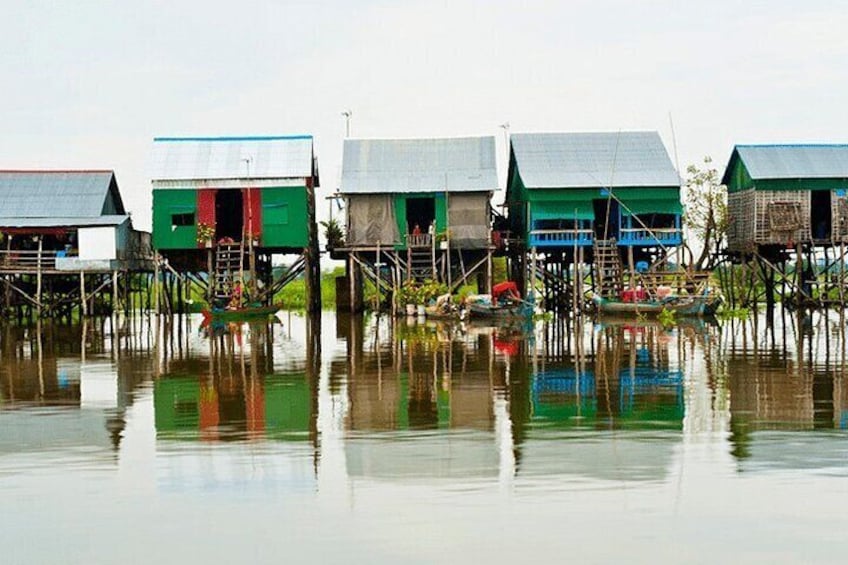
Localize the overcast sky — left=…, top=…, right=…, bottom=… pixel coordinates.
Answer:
left=2, top=0, right=847, bottom=230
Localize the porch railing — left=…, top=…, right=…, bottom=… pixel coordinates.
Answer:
left=406, top=233, right=432, bottom=247
left=0, top=249, right=59, bottom=271
left=618, top=228, right=682, bottom=246
left=529, top=229, right=594, bottom=247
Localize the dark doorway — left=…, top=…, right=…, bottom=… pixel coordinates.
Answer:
left=406, top=197, right=436, bottom=234
left=592, top=198, right=620, bottom=240
left=811, top=190, right=832, bottom=241
left=216, top=189, right=244, bottom=241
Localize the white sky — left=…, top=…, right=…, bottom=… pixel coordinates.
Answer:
left=2, top=0, right=847, bottom=231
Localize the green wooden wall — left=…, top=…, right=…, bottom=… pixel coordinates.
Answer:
left=153, top=186, right=310, bottom=250
left=153, top=189, right=197, bottom=250
left=393, top=192, right=447, bottom=249
left=261, top=186, right=309, bottom=248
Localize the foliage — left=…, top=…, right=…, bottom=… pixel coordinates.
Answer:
left=684, top=157, right=728, bottom=271
left=419, top=279, right=448, bottom=304
left=320, top=218, right=345, bottom=249
left=657, top=307, right=676, bottom=328
left=196, top=222, right=215, bottom=243
left=274, top=267, right=342, bottom=311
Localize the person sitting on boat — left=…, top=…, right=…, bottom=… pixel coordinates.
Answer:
left=492, top=281, right=521, bottom=305
left=228, top=282, right=243, bottom=310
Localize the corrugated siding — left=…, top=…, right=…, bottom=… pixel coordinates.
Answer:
left=510, top=131, right=680, bottom=189
left=151, top=136, right=314, bottom=181
left=340, top=137, right=498, bottom=194
left=0, top=171, right=115, bottom=218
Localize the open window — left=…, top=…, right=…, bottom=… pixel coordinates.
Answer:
left=215, top=189, right=244, bottom=241
left=171, top=213, right=194, bottom=227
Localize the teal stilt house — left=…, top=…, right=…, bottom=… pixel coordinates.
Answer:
left=506, top=131, right=682, bottom=250
left=150, top=135, right=321, bottom=311
left=723, top=144, right=848, bottom=253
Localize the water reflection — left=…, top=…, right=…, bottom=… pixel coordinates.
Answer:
left=0, top=312, right=846, bottom=479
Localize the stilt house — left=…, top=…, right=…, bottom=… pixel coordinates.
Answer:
left=150, top=135, right=321, bottom=309
left=723, top=144, right=848, bottom=253
left=506, top=131, right=682, bottom=251
left=0, top=170, right=151, bottom=273
left=339, top=136, right=497, bottom=288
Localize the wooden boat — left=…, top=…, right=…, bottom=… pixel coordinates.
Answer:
left=201, top=303, right=281, bottom=324
left=592, top=294, right=715, bottom=317
left=467, top=299, right=534, bottom=320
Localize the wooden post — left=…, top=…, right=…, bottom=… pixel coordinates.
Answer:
left=36, top=236, right=43, bottom=318
left=153, top=255, right=160, bottom=315
left=349, top=253, right=356, bottom=314
left=530, top=247, right=537, bottom=300
left=304, top=176, right=322, bottom=313
left=627, top=245, right=635, bottom=290
left=80, top=271, right=87, bottom=317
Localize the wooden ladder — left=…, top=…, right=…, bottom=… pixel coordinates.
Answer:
left=212, top=242, right=244, bottom=300
left=593, top=239, right=623, bottom=298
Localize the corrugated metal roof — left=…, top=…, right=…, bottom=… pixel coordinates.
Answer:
left=728, top=144, right=848, bottom=181
left=511, top=131, right=680, bottom=189
left=0, top=171, right=117, bottom=218
left=150, top=135, right=314, bottom=181
left=339, top=136, right=498, bottom=194
left=0, top=215, right=130, bottom=228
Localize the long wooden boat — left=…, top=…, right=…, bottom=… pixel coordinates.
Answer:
left=592, top=294, right=715, bottom=317
left=201, top=303, right=282, bottom=323
left=467, top=300, right=534, bottom=320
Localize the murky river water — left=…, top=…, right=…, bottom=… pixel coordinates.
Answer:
left=1, top=312, right=847, bottom=564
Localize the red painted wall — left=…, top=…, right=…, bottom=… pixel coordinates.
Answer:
left=243, top=188, right=263, bottom=239
left=197, top=189, right=217, bottom=225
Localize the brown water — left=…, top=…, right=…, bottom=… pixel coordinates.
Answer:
left=1, top=312, right=847, bottom=564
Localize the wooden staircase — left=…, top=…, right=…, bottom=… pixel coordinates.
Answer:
left=407, top=234, right=435, bottom=282
left=593, top=239, right=623, bottom=298
left=212, top=242, right=244, bottom=301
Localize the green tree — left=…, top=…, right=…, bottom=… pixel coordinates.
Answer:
left=684, top=157, right=727, bottom=271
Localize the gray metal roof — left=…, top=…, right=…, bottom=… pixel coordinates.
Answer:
left=510, top=131, right=680, bottom=189
left=0, top=171, right=118, bottom=218
left=339, top=136, right=498, bottom=194
left=0, top=215, right=130, bottom=228
left=729, top=144, right=848, bottom=181
left=150, top=136, right=314, bottom=181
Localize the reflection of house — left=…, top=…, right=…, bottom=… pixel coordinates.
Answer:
left=153, top=373, right=312, bottom=440
left=345, top=342, right=497, bottom=432
left=530, top=362, right=684, bottom=430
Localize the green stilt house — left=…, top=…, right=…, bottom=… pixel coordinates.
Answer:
left=150, top=135, right=321, bottom=310
left=723, top=144, right=848, bottom=253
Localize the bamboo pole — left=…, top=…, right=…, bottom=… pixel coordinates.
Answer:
left=36, top=236, right=43, bottom=318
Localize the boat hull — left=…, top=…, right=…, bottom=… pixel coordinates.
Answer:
left=593, top=296, right=711, bottom=317
left=201, top=304, right=281, bottom=323
left=467, top=301, right=533, bottom=320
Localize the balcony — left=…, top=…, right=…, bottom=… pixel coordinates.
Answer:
left=618, top=228, right=682, bottom=247
left=529, top=228, right=594, bottom=248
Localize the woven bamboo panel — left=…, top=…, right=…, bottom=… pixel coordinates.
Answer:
left=833, top=193, right=848, bottom=242
left=727, top=190, right=756, bottom=252
left=755, top=190, right=810, bottom=245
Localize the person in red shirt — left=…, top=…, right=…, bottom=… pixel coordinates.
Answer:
left=492, top=281, right=520, bottom=304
